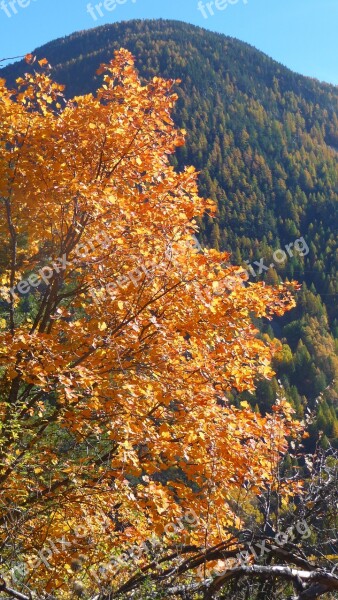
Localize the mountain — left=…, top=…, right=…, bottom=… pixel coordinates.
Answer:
left=1, top=19, right=337, bottom=447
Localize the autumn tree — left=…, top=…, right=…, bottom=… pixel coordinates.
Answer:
left=0, top=51, right=334, bottom=600
left=2, top=20, right=338, bottom=451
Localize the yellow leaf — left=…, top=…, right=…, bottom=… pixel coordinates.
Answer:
left=240, top=401, right=250, bottom=409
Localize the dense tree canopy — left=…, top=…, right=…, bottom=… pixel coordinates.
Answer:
left=0, top=51, right=315, bottom=599
left=2, top=19, right=336, bottom=449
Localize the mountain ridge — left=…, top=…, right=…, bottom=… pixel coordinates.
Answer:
left=2, top=19, right=338, bottom=96
left=1, top=18, right=337, bottom=447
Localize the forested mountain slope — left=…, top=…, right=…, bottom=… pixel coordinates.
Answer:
left=2, top=19, right=337, bottom=447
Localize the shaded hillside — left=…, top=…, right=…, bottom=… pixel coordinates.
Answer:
left=2, top=19, right=337, bottom=447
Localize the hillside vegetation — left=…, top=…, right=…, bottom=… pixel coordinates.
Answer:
left=2, top=19, right=337, bottom=447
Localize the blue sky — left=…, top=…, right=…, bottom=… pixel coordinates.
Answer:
left=0, top=0, right=337, bottom=85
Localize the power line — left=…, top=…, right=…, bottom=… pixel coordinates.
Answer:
left=0, top=55, right=25, bottom=64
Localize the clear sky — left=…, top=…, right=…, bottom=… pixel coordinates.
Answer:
left=0, top=0, right=337, bottom=85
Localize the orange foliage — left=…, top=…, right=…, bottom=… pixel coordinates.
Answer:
left=0, top=50, right=301, bottom=596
